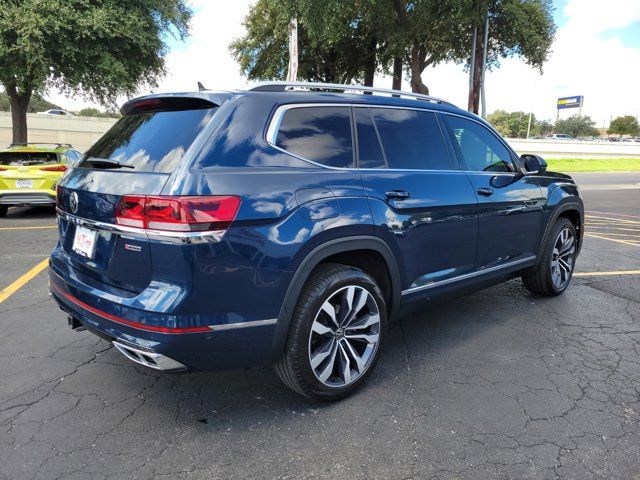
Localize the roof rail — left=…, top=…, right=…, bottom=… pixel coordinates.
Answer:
left=249, top=81, right=455, bottom=106
left=9, top=142, right=73, bottom=148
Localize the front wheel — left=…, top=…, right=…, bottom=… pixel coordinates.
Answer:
left=522, top=218, right=577, bottom=296
left=274, top=264, right=387, bottom=401
left=0, top=206, right=7, bottom=218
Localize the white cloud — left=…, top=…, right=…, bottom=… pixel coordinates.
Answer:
left=49, top=0, right=640, bottom=126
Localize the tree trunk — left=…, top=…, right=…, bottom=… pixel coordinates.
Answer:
left=363, top=35, right=377, bottom=89
left=409, top=60, right=429, bottom=94
left=467, top=25, right=483, bottom=114
left=7, top=86, right=31, bottom=144
left=392, top=57, right=402, bottom=90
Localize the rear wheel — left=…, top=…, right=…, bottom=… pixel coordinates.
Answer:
left=522, top=218, right=577, bottom=296
left=0, top=206, right=7, bottom=218
left=274, top=264, right=386, bottom=401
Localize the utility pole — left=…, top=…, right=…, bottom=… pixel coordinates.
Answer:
left=480, top=14, right=489, bottom=118
left=467, top=26, right=477, bottom=112
left=468, top=13, right=490, bottom=116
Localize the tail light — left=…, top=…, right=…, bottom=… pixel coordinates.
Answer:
left=0, top=167, right=7, bottom=171
left=115, top=195, right=241, bottom=232
left=40, top=165, right=68, bottom=172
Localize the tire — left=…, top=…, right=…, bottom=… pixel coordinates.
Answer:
left=522, top=218, right=577, bottom=296
left=0, top=206, right=7, bottom=218
left=274, top=263, right=387, bottom=401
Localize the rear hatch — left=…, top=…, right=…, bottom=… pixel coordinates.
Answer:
left=0, top=151, right=64, bottom=191
left=56, top=96, right=220, bottom=294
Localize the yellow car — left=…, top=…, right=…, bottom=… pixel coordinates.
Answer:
left=0, top=143, right=82, bottom=217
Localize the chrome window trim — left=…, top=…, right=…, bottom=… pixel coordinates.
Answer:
left=402, top=255, right=536, bottom=295
left=265, top=103, right=521, bottom=175
left=57, top=209, right=226, bottom=244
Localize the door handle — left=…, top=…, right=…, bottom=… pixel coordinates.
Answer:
left=386, top=190, right=411, bottom=200
left=476, top=187, right=494, bottom=197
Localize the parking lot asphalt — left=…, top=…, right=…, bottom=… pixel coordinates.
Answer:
left=1, top=173, right=639, bottom=480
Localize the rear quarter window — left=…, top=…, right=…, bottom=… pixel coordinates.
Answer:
left=274, top=106, right=354, bottom=168
left=78, top=107, right=217, bottom=173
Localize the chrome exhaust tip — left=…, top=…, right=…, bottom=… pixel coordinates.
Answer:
left=113, top=341, right=187, bottom=372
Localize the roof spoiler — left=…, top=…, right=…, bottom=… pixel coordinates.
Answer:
left=120, top=95, right=220, bottom=116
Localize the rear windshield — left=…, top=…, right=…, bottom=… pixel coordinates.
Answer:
left=78, top=107, right=217, bottom=173
left=0, top=152, right=59, bottom=166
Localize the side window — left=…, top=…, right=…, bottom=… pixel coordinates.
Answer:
left=275, top=106, right=353, bottom=168
left=368, top=108, right=451, bottom=170
left=443, top=115, right=514, bottom=172
left=354, top=108, right=386, bottom=168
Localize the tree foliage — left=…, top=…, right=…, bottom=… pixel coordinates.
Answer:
left=230, top=0, right=555, bottom=98
left=487, top=110, right=532, bottom=138
left=77, top=108, right=120, bottom=119
left=487, top=109, right=555, bottom=138
left=608, top=115, right=639, bottom=137
left=555, top=115, right=599, bottom=138
left=0, top=0, right=191, bottom=142
left=230, top=0, right=391, bottom=84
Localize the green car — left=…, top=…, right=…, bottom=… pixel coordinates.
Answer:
left=0, top=143, right=82, bottom=217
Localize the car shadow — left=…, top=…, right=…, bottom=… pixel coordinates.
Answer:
left=2, top=205, right=56, bottom=220
left=87, top=280, right=545, bottom=431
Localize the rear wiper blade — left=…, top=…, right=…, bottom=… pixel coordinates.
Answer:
left=84, top=157, right=135, bottom=169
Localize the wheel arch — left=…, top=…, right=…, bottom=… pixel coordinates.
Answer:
left=536, top=199, right=584, bottom=268
left=268, top=236, right=402, bottom=363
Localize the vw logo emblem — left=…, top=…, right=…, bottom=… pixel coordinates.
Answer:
left=69, top=192, right=79, bottom=214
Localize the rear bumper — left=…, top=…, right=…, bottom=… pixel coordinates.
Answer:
left=0, top=191, right=56, bottom=206
left=49, top=265, right=280, bottom=372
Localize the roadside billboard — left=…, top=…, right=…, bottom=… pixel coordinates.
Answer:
left=557, top=96, right=584, bottom=109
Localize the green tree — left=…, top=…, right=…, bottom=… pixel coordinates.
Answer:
left=463, top=0, right=556, bottom=113
left=0, top=0, right=191, bottom=143
left=388, top=0, right=465, bottom=94
left=487, top=110, right=533, bottom=138
left=608, top=115, right=639, bottom=137
left=534, top=119, right=553, bottom=137
left=231, top=0, right=555, bottom=99
left=77, top=107, right=120, bottom=119
left=555, top=115, right=599, bottom=138
left=230, top=0, right=395, bottom=85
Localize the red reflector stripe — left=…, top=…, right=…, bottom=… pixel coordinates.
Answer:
left=50, top=282, right=210, bottom=334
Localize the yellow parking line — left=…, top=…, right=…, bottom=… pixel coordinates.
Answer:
left=0, top=259, right=49, bottom=304
left=585, top=215, right=640, bottom=225
left=0, top=226, right=57, bottom=231
left=574, top=270, right=640, bottom=277
left=585, top=231, right=640, bottom=238
left=584, top=233, right=640, bottom=247
left=586, top=226, right=640, bottom=233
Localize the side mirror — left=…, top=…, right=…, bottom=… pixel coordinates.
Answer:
left=521, top=154, right=547, bottom=175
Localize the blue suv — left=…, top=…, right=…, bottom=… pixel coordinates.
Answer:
left=50, top=83, right=583, bottom=401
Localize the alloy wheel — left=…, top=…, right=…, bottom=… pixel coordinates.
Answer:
left=308, top=285, right=381, bottom=388
left=551, top=227, right=575, bottom=289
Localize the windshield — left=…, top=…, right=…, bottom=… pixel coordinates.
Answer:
left=78, top=107, right=217, bottom=173
left=0, top=152, right=59, bottom=166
